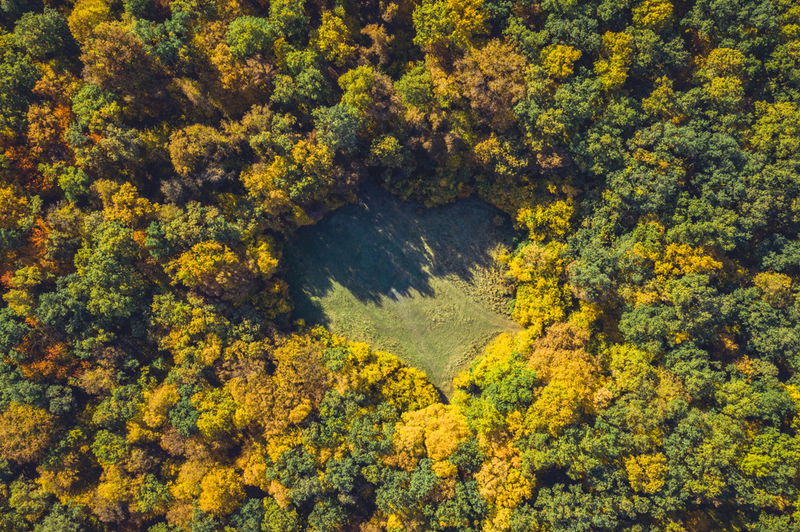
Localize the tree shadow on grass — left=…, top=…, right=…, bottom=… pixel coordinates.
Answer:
left=283, top=184, right=517, bottom=325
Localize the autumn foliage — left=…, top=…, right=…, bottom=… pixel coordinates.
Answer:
left=0, top=0, right=799, bottom=530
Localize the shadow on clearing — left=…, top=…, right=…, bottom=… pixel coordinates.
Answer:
left=285, top=186, right=516, bottom=310
left=282, top=185, right=521, bottom=393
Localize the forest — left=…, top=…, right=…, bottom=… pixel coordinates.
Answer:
left=0, top=0, right=799, bottom=530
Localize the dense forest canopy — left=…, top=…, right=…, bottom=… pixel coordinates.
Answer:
left=0, top=0, right=799, bottom=530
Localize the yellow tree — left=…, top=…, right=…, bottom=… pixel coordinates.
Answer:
left=313, top=10, right=356, bottom=66
left=475, top=438, right=534, bottom=531
left=0, top=403, right=56, bottom=463
left=412, top=0, right=487, bottom=52
left=67, top=0, right=111, bottom=42
left=388, top=403, right=470, bottom=477
left=199, top=465, right=245, bottom=516
left=0, top=184, right=30, bottom=230
left=500, top=197, right=576, bottom=332
left=625, top=453, right=669, bottom=493
left=453, top=39, right=527, bottom=131
left=632, top=0, right=673, bottom=30
left=524, top=323, right=601, bottom=434
left=699, top=48, right=747, bottom=105
left=166, top=240, right=252, bottom=299
left=595, top=31, right=634, bottom=90
left=540, top=44, right=582, bottom=79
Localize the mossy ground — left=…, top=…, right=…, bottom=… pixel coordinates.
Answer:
left=283, top=186, right=521, bottom=394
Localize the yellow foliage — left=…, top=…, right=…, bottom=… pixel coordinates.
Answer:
left=240, top=161, right=272, bottom=197
left=414, top=0, right=487, bottom=50
left=568, top=301, right=601, bottom=330
left=642, top=76, right=680, bottom=120
left=198, top=466, right=245, bottom=516
left=750, top=101, right=800, bottom=159
left=2, top=265, right=44, bottom=316
left=292, top=138, right=334, bottom=176
left=475, top=441, right=533, bottom=517
left=527, top=324, right=596, bottom=391
left=706, top=76, right=743, bottom=104
left=171, top=460, right=209, bottom=501
left=288, top=399, right=312, bottom=424
left=166, top=240, right=239, bottom=288
left=339, top=65, right=381, bottom=111
left=154, top=295, right=228, bottom=366
left=314, top=11, right=356, bottom=66
left=236, top=442, right=271, bottom=491
left=523, top=323, right=600, bottom=432
left=193, top=389, right=236, bottom=438
left=753, top=271, right=793, bottom=307
left=228, top=374, right=266, bottom=429
left=603, top=29, right=634, bottom=55
left=595, top=31, right=633, bottom=90
left=503, top=240, right=570, bottom=332
left=512, top=279, right=570, bottom=334
left=465, top=332, right=516, bottom=387
left=632, top=0, right=673, bottom=29
left=327, top=338, right=439, bottom=411
left=431, top=460, right=458, bottom=478
left=503, top=241, right=566, bottom=282
left=473, top=134, right=528, bottom=178
left=125, top=420, right=159, bottom=444
left=625, top=453, right=668, bottom=493
left=655, top=368, right=688, bottom=413
left=0, top=403, right=56, bottom=464
left=267, top=479, right=292, bottom=508
left=373, top=357, right=440, bottom=410
left=141, top=383, right=179, bottom=429
left=609, top=343, right=655, bottom=393
left=227, top=333, right=332, bottom=441
left=535, top=108, right=566, bottom=138
left=653, top=243, right=722, bottom=277
left=701, top=48, right=747, bottom=79
left=95, top=465, right=134, bottom=505
left=265, top=432, right=304, bottom=463
left=787, top=385, right=800, bottom=432
left=526, top=383, right=582, bottom=435
left=0, top=185, right=29, bottom=230
left=36, top=445, right=89, bottom=501
left=445, top=0, right=487, bottom=49
left=540, top=44, right=582, bottom=78
left=627, top=228, right=722, bottom=304
left=247, top=236, right=280, bottom=277
left=239, top=163, right=295, bottom=213
left=94, top=181, right=156, bottom=226
left=67, top=0, right=111, bottom=42
left=390, top=404, right=469, bottom=473
left=516, top=199, right=574, bottom=241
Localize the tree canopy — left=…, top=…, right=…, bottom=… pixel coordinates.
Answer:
left=0, top=0, right=799, bottom=530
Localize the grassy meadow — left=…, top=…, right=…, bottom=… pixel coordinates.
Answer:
left=284, top=187, right=521, bottom=393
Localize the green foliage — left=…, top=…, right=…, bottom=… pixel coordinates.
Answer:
left=268, top=0, right=307, bottom=40
left=73, top=221, right=147, bottom=321
left=134, top=13, right=191, bottom=68
left=55, top=166, right=92, bottom=203
left=227, top=16, right=276, bottom=60
left=0, top=0, right=798, bottom=529
left=0, top=33, right=38, bottom=135
left=13, top=7, right=73, bottom=60
left=90, top=429, right=126, bottom=465
left=312, top=104, right=361, bottom=152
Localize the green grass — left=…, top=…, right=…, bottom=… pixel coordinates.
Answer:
left=283, top=186, right=521, bottom=394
